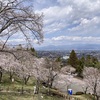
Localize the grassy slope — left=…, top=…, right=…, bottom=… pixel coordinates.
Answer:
left=0, top=92, right=64, bottom=100
left=72, top=94, right=95, bottom=100
left=0, top=73, right=94, bottom=100
left=0, top=73, right=64, bottom=100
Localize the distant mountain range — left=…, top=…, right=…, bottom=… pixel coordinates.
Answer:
left=35, top=44, right=100, bottom=51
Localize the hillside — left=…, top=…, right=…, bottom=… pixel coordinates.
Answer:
left=0, top=47, right=98, bottom=100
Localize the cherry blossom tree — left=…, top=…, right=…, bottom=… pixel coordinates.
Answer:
left=0, top=52, right=20, bottom=82
left=83, top=67, right=100, bottom=100
left=12, top=49, right=33, bottom=84
left=0, top=0, right=43, bottom=50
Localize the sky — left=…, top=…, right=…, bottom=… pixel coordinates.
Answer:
left=4, top=0, right=100, bottom=49
left=32, top=0, right=100, bottom=49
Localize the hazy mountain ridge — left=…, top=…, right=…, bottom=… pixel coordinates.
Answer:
left=36, top=44, right=100, bottom=51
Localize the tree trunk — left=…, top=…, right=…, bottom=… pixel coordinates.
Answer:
left=36, top=78, right=41, bottom=100
left=84, top=87, right=88, bottom=94
left=9, top=72, right=13, bottom=81
left=96, top=96, right=100, bottom=100
left=93, top=82, right=97, bottom=100
left=21, top=85, right=24, bottom=94
left=0, top=71, right=2, bottom=82
left=0, top=67, right=2, bottom=82
left=36, top=79, right=40, bottom=94
left=24, top=75, right=30, bottom=85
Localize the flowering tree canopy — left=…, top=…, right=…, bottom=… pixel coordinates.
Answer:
left=0, top=0, right=43, bottom=49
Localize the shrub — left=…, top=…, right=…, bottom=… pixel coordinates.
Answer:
left=76, top=92, right=84, bottom=95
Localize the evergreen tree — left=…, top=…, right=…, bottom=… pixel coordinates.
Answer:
left=76, top=59, right=84, bottom=78
left=55, top=57, right=61, bottom=62
left=80, top=56, right=85, bottom=65
left=69, top=50, right=78, bottom=68
left=30, top=47, right=37, bottom=56
left=85, top=55, right=98, bottom=67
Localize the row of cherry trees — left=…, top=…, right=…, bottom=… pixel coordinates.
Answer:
left=0, top=0, right=44, bottom=85
left=0, top=47, right=60, bottom=86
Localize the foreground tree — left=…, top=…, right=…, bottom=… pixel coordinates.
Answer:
left=0, top=0, right=43, bottom=50
left=14, top=49, right=34, bottom=85
left=83, top=67, right=100, bottom=100
left=42, top=58, right=60, bottom=95
left=0, top=52, right=20, bottom=82
left=0, top=0, right=44, bottom=83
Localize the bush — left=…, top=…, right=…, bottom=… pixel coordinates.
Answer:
left=76, top=92, right=84, bottom=95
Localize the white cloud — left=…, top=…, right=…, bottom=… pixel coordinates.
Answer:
left=52, top=36, right=100, bottom=43
left=7, top=39, right=25, bottom=43
left=69, top=16, right=100, bottom=34
left=34, top=36, right=100, bottom=48
left=37, top=5, right=73, bottom=24
left=4, top=38, right=39, bottom=46
left=35, top=0, right=100, bottom=37
left=57, top=0, right=100, bottom=11
left=44, top=22, right=67, bottom=34
left=36, top=5, right=73, bottom=34
left=36, top=0, right=47, bottom=4
left=2, top=0, right=100, bottom=48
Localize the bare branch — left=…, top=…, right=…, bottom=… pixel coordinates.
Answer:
left=0, top=0, right=43, bottom=47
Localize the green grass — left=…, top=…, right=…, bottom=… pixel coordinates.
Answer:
left=0, top=92, right=94, bottom=100
left=0, top=92, right=33, bottom=100
left=0, top=91, right=65, bottom=100
left=0, top=73, right=94, bottom=100
left=72, top=94, right=95, bottom=100
left=0, top=73, right=65, bottom=100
